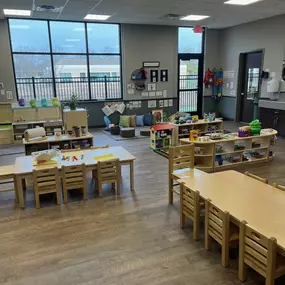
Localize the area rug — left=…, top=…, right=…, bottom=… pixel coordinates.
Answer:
left=0, top=144, right=25, bottom=156
left=100, top=128, right=148, bottom=141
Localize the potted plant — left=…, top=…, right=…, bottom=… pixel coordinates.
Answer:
left=63, top=93, right=80, bottom=110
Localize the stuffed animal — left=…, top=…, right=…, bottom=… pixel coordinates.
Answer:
left=52, top=98, right=59, bottom=107
left=41, top=98, right=48, bottom=107
left=30, top=99, right=36, bottom=108
left=18, top=98, right=26, bottom=107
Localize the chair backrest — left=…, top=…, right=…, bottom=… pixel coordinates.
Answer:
left=97, top=159, right=120, bottom=184
left=169, top=144, right=194, bottom=173
left=180, top=183, right=200, bottom=221
left=33, top=167, right=59, bottom=194
left=244, top=171, right=268, bottom=184
left=273, top=183, right=285, bottom=192
left=62, top=164, right=86, bottom=190
left=205, top=199, right=230, bottom=244
left=91, top=145, right=110, bottom=150
left=239, top=221, right=277, bottom=278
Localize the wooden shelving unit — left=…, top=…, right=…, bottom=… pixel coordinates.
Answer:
left=23, top=133, right=94, bottom=155
left=172, top=119, right=223, bottom=146
left=180, top=130, right=277, bottom=172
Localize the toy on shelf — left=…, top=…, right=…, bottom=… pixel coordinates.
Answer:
left=52, top=98, right=60, bottom=107
left=238, top=126, right=251, bottom=137
left=190, top=130, right=199, bottom=141
left=150, top=124, right=174, bottom=150
left=250, top=120, right=261, bottom=136
left=30, top=99, right=36, bottom=108
left=18, top=98, right=26, bottom=107
left=41, top=98, right=48, bottom=107
left=204, top=112, right=216, bottom=122
left=212, top=68, right=223, bottom=102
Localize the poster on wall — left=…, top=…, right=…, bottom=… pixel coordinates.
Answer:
left=150, top=70, right=159, bottom=82
left=148, top=83, right=156, bottom=91
left=160, top=69, right=168, bottom=82
left=152, top=109, right=163, bottom=123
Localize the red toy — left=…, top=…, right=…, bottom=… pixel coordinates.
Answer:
left=204, top=68, right=215, bottom=88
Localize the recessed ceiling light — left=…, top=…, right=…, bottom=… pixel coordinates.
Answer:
left=224, top=0, right=263, bottom=5
left=84, top=14, right=111, bottom=21
left=3, top=9, right=31, bottom=16
left=181, top=15, right=210, bottom=21
left=66, top=39, right=81, bottom=42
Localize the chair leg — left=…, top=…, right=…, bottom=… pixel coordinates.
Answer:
left=117, top=181, right=120, bottom=195
left=238, top=261, right=247, bottom=282
left=56, top=190, right=61, bottom=205
left=98, top=183, right=103, bottom=198
left=222, top=243, right=230, bottom=267
left=63, top=188, right=68, bottom=204
left=193, top=216, right=200, bottom=241
left=35, top=193, right=40, bottom=209
left=82, top=186, right=87, bottom=200
left=111, top=183, right=115, bottom=190
left=205, top=234, right=212, bottom=251
left=169, top=177, right=173, bottom=204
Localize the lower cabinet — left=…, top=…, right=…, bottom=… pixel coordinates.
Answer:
left=259, top=108, right=285, bottom=136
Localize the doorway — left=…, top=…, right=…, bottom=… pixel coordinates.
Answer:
left=237, top=51, right=263, bottom=123
left=178, top=54, right=203, bottom=116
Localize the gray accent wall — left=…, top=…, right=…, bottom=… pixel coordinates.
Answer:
left=219, top=14, right=285, bottom=120
left=122, top=24, right=178, bottom=100
left=0, top=19, right=16, bottom=102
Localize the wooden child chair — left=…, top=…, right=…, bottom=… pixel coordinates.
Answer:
left=239, top=221, right=285, bottom=285
left=0, top=165, right=17, bottom=202
left=245, top=171, right=268, bottom=184
left=205, top=199, right=239, bottom=267
left=273, top=183, right=285, bottom=191
left=97, top=158, right=121, bottom=198
left=62, top=164, right=87, bottom=204
left=169, top=144, right=194, bottom=204
left=180, top=182, right=202, bottom=241
left=32, top=168, right=61, bottom=209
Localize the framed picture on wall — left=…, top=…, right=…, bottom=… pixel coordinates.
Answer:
left=152, top=109, right=163, bottom=123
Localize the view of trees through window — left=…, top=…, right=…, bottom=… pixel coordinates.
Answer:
left=9, top=19, right=121, bottom=101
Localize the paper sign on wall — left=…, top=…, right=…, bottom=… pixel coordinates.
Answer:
left=0, top=89, right=5, bottom=96
left=148, top=83, right=156, bottom=91
left=141, top=92, right=148, bottom=97
left=149, top=91, right=156, bottom=97
left=159, top=100, right=164, bottom=108
left=102, top=105, right=113, bottom=116
left=117, top=103, right=125, bottom=114
left=168, top=99, right=173, bottom=107
left=156, top=91, right=163, bottom=97
left=148, top=100, right=156, bottom=108
left=163, top=90, right=167, bottom=98
left=164, top=100, right=169, bottom=107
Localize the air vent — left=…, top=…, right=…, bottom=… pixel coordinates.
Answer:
left=160, top=14, right=182, bottom=20
left=33, top=5, right=64, bottom=13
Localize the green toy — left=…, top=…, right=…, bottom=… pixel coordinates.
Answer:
left=41, top=98, right=48, bottom=107
left=29, top=99, right=36, bottom=108
left=52, top=97, right=59, bottom=107
left=250, top=120, right=261, bottom=136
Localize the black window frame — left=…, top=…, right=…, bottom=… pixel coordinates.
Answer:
left=7, top=18, right=123, bottom=102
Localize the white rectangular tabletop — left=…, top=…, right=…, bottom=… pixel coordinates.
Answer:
left=14, top=146, right=136, bottom=175
left=179, top=170, right=285, bottom=252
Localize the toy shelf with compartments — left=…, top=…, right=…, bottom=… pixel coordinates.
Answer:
left=180, top=129, right=277, bottom=172
left=150, top=124, right=175, bottom=150
left=171, top=119, right=223, bottom=146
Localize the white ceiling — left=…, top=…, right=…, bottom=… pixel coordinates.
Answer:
left=0, top=0, right=285, bottom=28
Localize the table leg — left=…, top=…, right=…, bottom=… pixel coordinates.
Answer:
left=130, top=161, right=134, bottom=191
left=13, top=175, right=19, bottom=203
left=16, top=175, right=25, bottom=209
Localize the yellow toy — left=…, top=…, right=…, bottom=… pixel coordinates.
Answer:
left=190, top=130, right=199, bottom=141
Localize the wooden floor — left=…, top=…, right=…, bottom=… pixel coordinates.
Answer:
left=1, top=125, right=285, bottom=285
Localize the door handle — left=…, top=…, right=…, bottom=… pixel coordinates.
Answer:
left=241, top=93, right=245, bottom=96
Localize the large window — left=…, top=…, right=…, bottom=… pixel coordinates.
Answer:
left=9, top=19, right=122, bottom=101
left=178, top=27, right=204, bottom=115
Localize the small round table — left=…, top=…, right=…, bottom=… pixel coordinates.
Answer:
left=140, top=128, right=150, bottom=137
